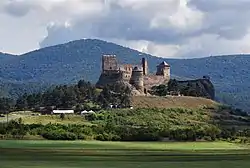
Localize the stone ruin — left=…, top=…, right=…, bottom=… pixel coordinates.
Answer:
left=96, top=55, right=171, bottom=95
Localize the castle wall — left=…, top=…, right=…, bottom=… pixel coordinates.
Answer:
left=156, top=66, right=161, bottom=75
left=163, top=67, right=170, bottom=78
left=96, top=71, right=123, bottom=88
left=122, top=64, right=133, bottom=82
left=143, top=75, right=170, bottom=90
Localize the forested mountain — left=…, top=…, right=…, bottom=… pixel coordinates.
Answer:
left=0, top=52, right=16, bottom=62
left=0, top=39, right=250, bottom=110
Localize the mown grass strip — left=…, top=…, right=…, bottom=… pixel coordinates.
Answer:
left=0, top=140, right=248, bottom=150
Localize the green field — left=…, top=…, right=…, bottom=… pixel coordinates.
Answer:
left=1, top=141, right=250, bottom=168
left=0, top=112, right=90, bottom=125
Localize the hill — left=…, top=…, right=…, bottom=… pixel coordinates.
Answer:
left=0, top=39, right=250, bottom=110
left=132, top=96, right=250, bottom=130
left=132, top=96, right=219, bottom=109
left=0, top=80, right=48, bottom=98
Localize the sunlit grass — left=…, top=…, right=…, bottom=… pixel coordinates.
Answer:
left=17, top=114, right=91, bottom=125
left=0, top=140, right=248, bottom=150
left=1, top=140, right=250, bottom=168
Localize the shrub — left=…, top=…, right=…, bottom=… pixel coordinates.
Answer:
left=77, top=133, right=86, bottom=140
left=95, top=133, right=120, bottom=141
left=204, top=136, right=212, bottom=141
left=95, top=134, right=105, bottom=141
left=42, top=130, right=77, bottom=140
left=85, top=113, right=97, bottom=121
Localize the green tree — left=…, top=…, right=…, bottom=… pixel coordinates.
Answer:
left=168, top=79, right=179, bottom=92
left=0, top=98, right=14, bottom=113
left=16, top=94, right=28, bottom=110
left=151, top=84, right=168, bottom=96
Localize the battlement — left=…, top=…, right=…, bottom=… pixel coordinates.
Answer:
left=119, top=64, right=133, bottom=72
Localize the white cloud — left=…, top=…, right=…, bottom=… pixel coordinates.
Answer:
left=111, top=39, right=180, bottom=58
left=1, top=0, right=250, bottom=58
left=150, top=0, right=203, bottom=33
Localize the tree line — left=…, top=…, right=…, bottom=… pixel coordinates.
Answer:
left=0, top=80, right=132, bottom=113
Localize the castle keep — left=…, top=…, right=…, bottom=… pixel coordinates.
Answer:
left=96, top=55, right=170, bottom=94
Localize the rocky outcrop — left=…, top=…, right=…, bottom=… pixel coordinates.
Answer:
left=151, top=78, right=215, bottom=100
left=177, top=79, right=215, bottom=100
left=96, top=72, right=123, bottom=88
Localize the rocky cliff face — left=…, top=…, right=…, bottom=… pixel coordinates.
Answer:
left=96, top=72, right=123, bottom=88
left=151, top=78, right=215, bottom=100
left=177, top=79, right=215, bottom=100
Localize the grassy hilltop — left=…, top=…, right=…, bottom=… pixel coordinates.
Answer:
left=132, top=96, right=219, bottom=109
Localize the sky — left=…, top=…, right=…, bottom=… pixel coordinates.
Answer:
left=1, top=0, right=250, bottom=58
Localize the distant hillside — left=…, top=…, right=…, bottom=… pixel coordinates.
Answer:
left=0, top=52, right=16, bottom=62
left=0, top=39, right=250, bottom=110
left=0, top=80, right=47, bottom=98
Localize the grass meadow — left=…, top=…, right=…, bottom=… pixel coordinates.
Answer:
left=0, top=112, right=90, bottom=125
left=1, top=140, right=250, bottom=168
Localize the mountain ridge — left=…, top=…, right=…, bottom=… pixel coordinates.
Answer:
left=0, top=39, right=250, bottom=110
left=2, top=39, right=250, bottom=59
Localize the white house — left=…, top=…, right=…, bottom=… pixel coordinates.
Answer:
left=52, top=110, right=74, bottom=114
left=81, top=110, right=95, bottom=115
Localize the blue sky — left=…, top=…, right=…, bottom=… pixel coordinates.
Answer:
left=1, top=0, right=250, bottom=58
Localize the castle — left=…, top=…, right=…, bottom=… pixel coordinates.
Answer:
left=96, top=55, right=171, bottom=95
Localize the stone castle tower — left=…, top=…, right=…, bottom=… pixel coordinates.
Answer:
left=130, top=66, right=144, bottom=91
left=156, top=61, right=170, bottom=79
